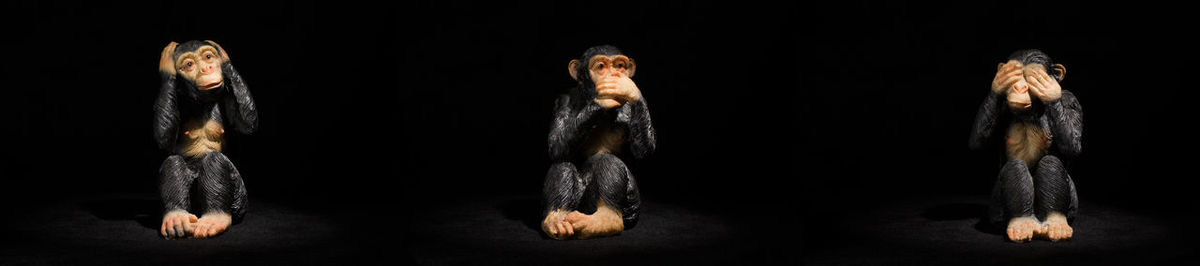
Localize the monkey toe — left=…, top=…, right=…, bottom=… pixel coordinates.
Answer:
left=1042, top=220, right=1073, bottom=242
left=161, top=211, right=197, bottom=239
left=1006, top=217, right=1038, bottom=243
left=1035, top=213, right=1073, bottom=242
left=192, top=212, right=232, bottom=238
left=544, top=220, right=573, bottom=240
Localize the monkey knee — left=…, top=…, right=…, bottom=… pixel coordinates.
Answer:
left=545, top=163, right=579, bottom=184
left=159, top=155, right=189, bottom=175
left=586, top=153, right=626, bottom=167
left=1000, top=158, right=1028, bottom=173
left=585, top=154, right=633, bottom=213
left=198, top=152, right=233, bottom=168
left=1036, top=155, right=1066, bottom=174
left=544, top=163, right=584, bottom=211
left=586, top=154, right=630, bottom=179
left=1034, top=156, right=1071, bottom=189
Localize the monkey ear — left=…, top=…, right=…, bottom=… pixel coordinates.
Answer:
left=1052, top=64, right=1066, bottom=81
left=627, top=58, right=636, bottom=78
left=568, top=59, right=581, bottom=81
left=204, top=40, right=231, bottom=62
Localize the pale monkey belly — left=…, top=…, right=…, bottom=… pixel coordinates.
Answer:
left=1006, top=122, right=1051, bottom=167
left=584, top=125, right=626, bottom=155
left=183, top=119, right=224, bottom=157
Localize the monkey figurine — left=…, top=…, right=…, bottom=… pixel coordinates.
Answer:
left=154, top=40, right=257, bottom=239
left=970, top=49, right=1082, bottom=243
left=542, top=45, right=657, bottom=240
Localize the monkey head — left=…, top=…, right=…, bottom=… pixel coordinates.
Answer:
left=568, top=45, right=636, bottom=98
left=998, top=49, right=1065, bottom=114
left=160, top=40, right=232, bottom=100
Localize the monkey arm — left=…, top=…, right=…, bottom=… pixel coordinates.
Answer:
left=969, top=91, right=1007, bottom=150
left=220, top=64, right=258, bottom=134
left=617, top=98, right=657, bottom=159
left=154, top=73, right=180, bottom=150
left=548, top=94, right=607, bottom=162
left=1046, top=90, right=1083, bottom=157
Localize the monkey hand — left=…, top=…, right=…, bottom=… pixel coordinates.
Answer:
left=159, top=42, right=179, bottom=76
left=991, top=60, right=1023, bottom=94
left=595, top=76, right=642, bottom=109
left=1024, top=64, right=1061, bottom=103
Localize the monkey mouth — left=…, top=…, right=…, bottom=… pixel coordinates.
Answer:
left=199, top=80, right=223, bottom=90
left=1008, top=101, right=1032, bottom=110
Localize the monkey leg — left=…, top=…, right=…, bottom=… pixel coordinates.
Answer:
left=990, top=158, right=1037, bottom=242
left=584, top=153, right=639, bottom=229
left=159, top=155, right=198, bottom=239
left=1032, top=155, right=1076, bottom=241
left=542, top=162, right=585, bottom=240
left=567, top=154, right=638, bottom=239
left=189, top=152, right=248, bottom=238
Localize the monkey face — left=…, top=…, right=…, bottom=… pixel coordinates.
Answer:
left=1007, top=75, right=1033, bottom=111
left=586, top=55, right=635, bottom=84
left=175, top=45, right=225, bottom=90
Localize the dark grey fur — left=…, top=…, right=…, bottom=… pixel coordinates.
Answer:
left=154, top=40, right=257, bottom=222
left=543, top=45, right=656, bottom=229
left=970, top=49, right=1083, bottom=226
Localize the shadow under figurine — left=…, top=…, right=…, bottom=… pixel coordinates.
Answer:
left=154, top=40, right=258, bottom=239
left=970, top=49, right=1082, bottom=242
left=542, top=45, right=657, bottom=240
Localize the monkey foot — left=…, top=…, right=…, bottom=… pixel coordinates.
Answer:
left=1006, top=216, right=1039, bottom=243
left=192, top=212, right=233, bottom=238
left=161, top=210, right=198, bottom=239
left=1035, top=212, right=1073, bottom=242
left=542, top=209, right=577, bottom=240
left=565, top=202, right=624, bottom=240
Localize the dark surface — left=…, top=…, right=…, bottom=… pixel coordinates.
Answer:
left=408, top=195, right=793, bottom=265
left=4, top=193, right=1194, bottom=265
left=1, top=194, right=389, bottom=265
left=806, top=196, right=1199, bottom=265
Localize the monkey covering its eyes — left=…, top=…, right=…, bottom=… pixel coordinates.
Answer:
left=970, top=49, right=1082, bottom=243
left=542, top=45, right=657, bottom=240
left=154, top=40, right=258, bottom=239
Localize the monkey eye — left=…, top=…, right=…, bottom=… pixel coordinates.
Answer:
left=206, top=54, right=212, bottom=60
left=595, top=63, right=604, bottom=69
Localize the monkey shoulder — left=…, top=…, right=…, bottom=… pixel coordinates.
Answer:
left=1057, top=90, right=1082, bottom=111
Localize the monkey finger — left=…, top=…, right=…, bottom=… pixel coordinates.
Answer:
left=598, top=89, right=630, bottom=99
left=1037, top=71, right=1054, bottom=84
left=556, top=222, right=568, bottom=238
left=596, top=90, right=620, bottom=98
left=1029, top=82, right=1047, bottom=95
left=174, top=222, right=188, bottom=238
left=1001, top=75, right=1023, bottom=84
left=164, top=221, right=174, bottom=238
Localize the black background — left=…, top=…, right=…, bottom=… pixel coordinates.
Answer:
left=4, top=0, right=1196, bottom=263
